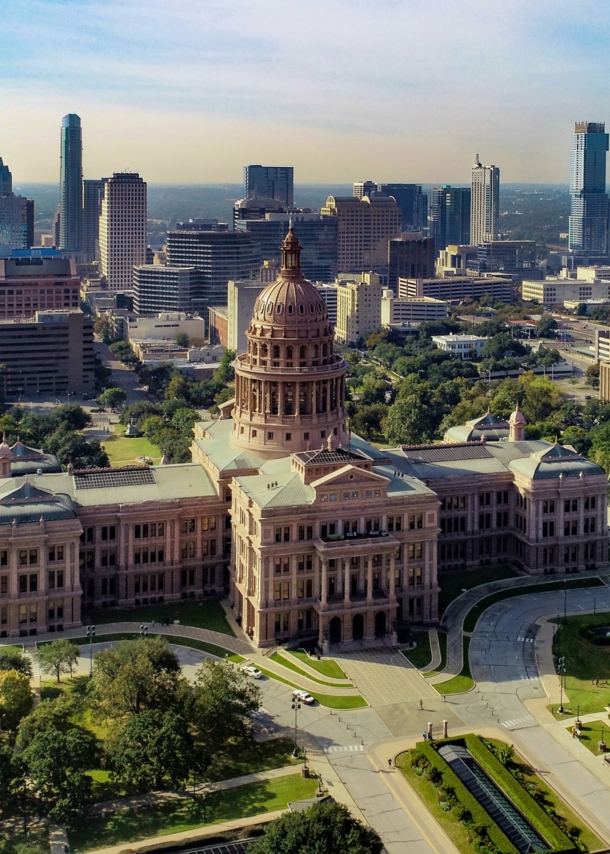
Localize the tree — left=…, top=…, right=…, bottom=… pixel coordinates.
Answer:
left=190, top=660, right=261, bottom=763
left=35, top=639, right=80, bottom=683
left=0, top=671, right=33, bottom=731
left=383, top=393, right=437, bottom=445
left=109, top=710, right=193, bottom=791
left=351, top=403, right=388, bottom=439
left=175, top=332, right=190, bottom=348
left=250, top=801, right=383, bottom=854
left=92, top=636, right=182, bottom=718
left=17, top=696, right=77, bottom=750
left=165, top=374, right=190, bottom=402
left=0, top=743, right=24, bottom=817
left=44, top=426, right=109, bottom=469
left=21, top=725, right=97, bottom=821
left=0, top=648, right=32, bottom=678
left=215, top=348, right=237, bottom=384
left=98, top=387, right=127, bottom=409
left=585, top=364, right=600, bottom=388
left=536, top=316, right=558, bottom=338
left=93, top=318, right=114, bottom=344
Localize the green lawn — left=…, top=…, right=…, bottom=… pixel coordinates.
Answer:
left=256, top=665, right=367, bottom=708
left=103, top=424, right=162, bottom=467
left=85, top=598, right=235, bottom=636
left=432, top=637, right=473, bottom=695
left=438, top=565, right=520, bottom=615
left=206, top=737, right=301, bottom=782
left=402, top=631, right=432, bottom=669
left=463, top=577, right=604, bottom=633
left=68, top=774, right=318, bottom=852
left=0, top=823, right=49, bottom=854
left=269, top=653, right=353, bottom=687
left=566, top=720, right=610, bottom=755
left=423, top=630, right=447, bottom=677
left=552, top=613, right=610, bottom=715
left=287, top=650, right=347, bottom=680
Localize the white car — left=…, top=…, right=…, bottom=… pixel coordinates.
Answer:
left=242, top=665, right=263, bottom=679
left=292, top=689, right=315, bottom=705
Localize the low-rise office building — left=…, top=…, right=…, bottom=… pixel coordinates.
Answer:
left=0, top=311, right=94, bottom=398
left=398, top=275, right=514, bottom=304
left=522, top=277, right=610, bottom=308
left=0, top=252, right=80, bottom=319
left=126, top=312, right=205, bottom=343
left=133, top=266, right=201, bottom=315
left=381, top=290, right=448, bottom=325
left=335, top=273, right=383, bottom=345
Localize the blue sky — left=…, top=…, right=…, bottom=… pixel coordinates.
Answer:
left=2, top=0, right=610, bottom=183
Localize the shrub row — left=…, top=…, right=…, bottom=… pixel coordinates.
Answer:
left=409, top=742, right=519, bottom=854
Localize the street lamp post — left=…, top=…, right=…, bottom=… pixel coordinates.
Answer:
left=291, top=697, right=301, bottom=758
left=564, top=580, right=568, bottom=626
left=86, top=625, right=96, bottom=677
left=558, top=656, right=566, bottom=714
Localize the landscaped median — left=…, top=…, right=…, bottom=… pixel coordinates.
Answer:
left=254, top=665, right=367, bottom=709
left=269, top=652, right=354, bottom=688
left=398, top=733, right=602, bottom=854
left=67, top=773, right=318, bottom=853
left=38, top=632, right=246, bottom=664
left=551, top=611, right=610, bottom=717
left=431, top=638, right=473, bottom=695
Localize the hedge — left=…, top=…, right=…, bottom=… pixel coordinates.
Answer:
left=409, top=742, right=519, bottom=854
left=466, top=736, right=575, bottom=853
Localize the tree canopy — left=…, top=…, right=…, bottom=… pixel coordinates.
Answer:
left=35, top=640, right=80, bottom=683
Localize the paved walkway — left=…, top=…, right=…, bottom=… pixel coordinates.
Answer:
left=425, top=629, right=441, bottom=671
left=431, top=570, right=610, bottom=684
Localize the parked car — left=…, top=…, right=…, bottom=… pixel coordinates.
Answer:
left=242, top=665, right=263, bottom=679
left=292, top=689, right=315, bottom=705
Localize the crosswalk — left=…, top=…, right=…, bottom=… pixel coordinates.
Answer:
left=517, top=636, right=534, bottom=643
left=324, top=744, right=365, bottom=754
left=501, top=715, right=534, bottom=729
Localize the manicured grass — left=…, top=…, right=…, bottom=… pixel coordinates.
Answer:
left=0, top=823, right=49, bottom=854
left=103, top=426, right=162, bottom=467
left=206, top=737, right=300, bottom=782
left=0, top=644, right=23, bottom=653
left=481, top=736, right=602, bottom=853
left=432, top=637, right=473, bottom=695
left=552, top=612, right=610, bottom=715
left=288, top=649, right=347, bottom=680
left=402, top=631, right=432, bottom=669
left=85, top=598, right=235, bottom=637
left=255, top=665, right=367, bottom=708
left=438, top=565, right=519, bottom=615
left=423, top=630, right=447, bottom=677
left=68, top=774, right=318, bottom=852
left=566, top=720, right=610, bottom=755
left=400, top=735, right=600, bottom=854
left=463, top=576, right=604, bottom=633
left=269, top=652, right=353, bottom=687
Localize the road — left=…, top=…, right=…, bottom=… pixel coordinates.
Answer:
left=449, top=587, right=610, bottom=839
left=95, top=340, right=148, bottom=406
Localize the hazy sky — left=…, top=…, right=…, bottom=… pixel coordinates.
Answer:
left=2, top=0, right=609, bottom=184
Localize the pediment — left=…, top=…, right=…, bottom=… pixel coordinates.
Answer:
left=311, top=464, right=389, bottom=491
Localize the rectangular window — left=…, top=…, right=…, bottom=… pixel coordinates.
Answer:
left=19, top=551, right=28, bottom=567
left=19, top=605, right=27, bottom=624
left=408, top=514, right=423, bottom=530
left=478, top=513, right=491, bottom=530
left=479, top=492, right=491, bottom=506
left=542, top=521, right=555, bottom=538
left=496, top=491, right=509, bottom=505
left=408, top=542, right=423, bottom=560
left=0, top=576, right=6, bottom=595
left=584, top=496, right=597, bottom=511
left=0, top=551, right=6, bottom=567
left=180, top=519, right=196, bottom=534
left=584, top=518, right=596, bottom=534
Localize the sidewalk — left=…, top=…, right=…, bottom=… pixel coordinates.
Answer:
left=426, top=629, right=441, bottom=671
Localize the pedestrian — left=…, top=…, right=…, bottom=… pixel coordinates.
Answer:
left=422, top=732, right=427, bottom=741
left=151, top=619, right=155, bottom=628
left=596, top=678, right=600, bottom=687
left=388, top=758, right=392, bottom=770
left=572, top=727, right=576, bottom=738
left=419, top=698, right=423, bottom=710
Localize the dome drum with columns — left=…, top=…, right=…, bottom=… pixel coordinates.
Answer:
left=232, top=229, right=347, bottom=457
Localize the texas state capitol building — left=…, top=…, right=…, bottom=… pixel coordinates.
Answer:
left=0, top=231, right=607, bottom=646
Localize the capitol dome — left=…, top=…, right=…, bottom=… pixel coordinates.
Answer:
left=232, top=228, right=347, bottom=458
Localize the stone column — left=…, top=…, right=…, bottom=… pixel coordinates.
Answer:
left=343, top=559, right=350, bottom=606
left=389, top=554, right=396, bottom=601
left=366, top=557, right=373, bottom=603
left=321, top=559, right=328, bottom=606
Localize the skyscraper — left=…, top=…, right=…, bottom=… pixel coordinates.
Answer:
left=245, top=165, right=294, bottom=207
left=470, top=156, right=499, bottom=245
left=376, top=184, right=428, bottom=232
left=82, top=178, right=105, bottom=259
left=59, top=114, right=83, bottom=252
left=99, top=172, right=147, bottom=291
left=429, top=186, right=471, bottom=251
left=321, top=195, right=402, bottom=272
left=353, top=180, right=376, bottom=200
left=0, top=156, right=34, bottom=250
left=569, top=121, right=610, bottom=253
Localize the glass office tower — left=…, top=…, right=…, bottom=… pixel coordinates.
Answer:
left=59, top=114, right=83, bottom=252
left=569, top=122, right=609, bottom=253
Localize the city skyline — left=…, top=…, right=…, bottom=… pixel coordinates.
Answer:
left=1, top=0, right=609, bottom=184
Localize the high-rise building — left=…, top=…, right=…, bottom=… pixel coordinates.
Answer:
left=388, top=234, right=435, bottom=292
left=82, top=179, right=105, bottom=259
left=376, top=184, right=428, bottom=232
left=335, top=272, right=383, bottom=345
left=133, top=265, right=201, bottom=314
left=470, top=240, right=537, bottom=276
left=59, top=114, right=83, bottom=252
left=235, top=211, right=338, bottom=281
left=321, top=196, right=402, bottom=272
left=429, top=186, right=471, bottom=251
left=99, top=172, right=147, bottom=291
left=569, top=121, right=610, bottom=253
left=245, top=165, right=294, bottom=207
left=165, top=229, right=260, bottom=309
left=0, top=157, right=34, bottom=250
left=0, top=251, right=80, bottom=318
left=470, top=156, right=500, bottom=245
left=353, top=181, right=376, bottom=200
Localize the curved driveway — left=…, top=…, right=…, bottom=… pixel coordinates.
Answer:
left=449, top=586, right=610, bottom=840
